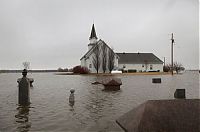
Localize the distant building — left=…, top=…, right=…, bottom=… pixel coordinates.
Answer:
left=117, top=53, right=163, bottom=72
left=80, top=24, right=163, bottom=73
left=80, top=24, right=119, bottom=73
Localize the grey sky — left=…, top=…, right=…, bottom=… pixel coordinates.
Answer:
left=0, top=0, right=198, bottom=70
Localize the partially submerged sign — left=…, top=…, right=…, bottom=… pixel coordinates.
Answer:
left=116, top=99, right=200, bottom=132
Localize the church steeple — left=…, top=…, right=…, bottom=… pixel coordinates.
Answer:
left=89, top=24, right=98, bottom=40
left=88, top=24, right=98, bottom=50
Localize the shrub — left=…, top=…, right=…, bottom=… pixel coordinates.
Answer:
left=173, top=62, right=185, bottom=74
left=58, top=67, right=64, bottom=72
left=163, top=62, right=185, bottom=74
left=128, top=69, right=137, bottom=73
left=163, top=65, right=170, bottom=72
left=148, top=70, right=159, bottom=72
left=57, top=67, right=68, bottom=72
left=122, top=70, right=127, bottom=73
left=73, top=66, right=89, bottom=74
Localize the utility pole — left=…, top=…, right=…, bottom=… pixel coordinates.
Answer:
left=171, top=33, right=175, bottom=75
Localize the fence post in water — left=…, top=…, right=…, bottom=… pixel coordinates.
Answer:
left=69, top=89, right=75, bottom=106
left=18, top=69, right=30, bottom=105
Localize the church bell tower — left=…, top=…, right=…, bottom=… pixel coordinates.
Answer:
left=88, top=24, right=98, bottom=50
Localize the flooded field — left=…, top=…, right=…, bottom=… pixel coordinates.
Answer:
left=0, top=71, right=199, bottom=131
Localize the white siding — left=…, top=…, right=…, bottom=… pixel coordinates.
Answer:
left=118, top=63, right=163, bottom=72
left=81, top=42, right=119, bottom=73
left=81, top=59, right=86, bottom=67
left=89, top=38, right=97, bottom=44
left=81, top=40, right=165, bottom=73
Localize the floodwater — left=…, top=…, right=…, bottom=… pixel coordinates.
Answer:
left=0, top=71, right=199, bottom=131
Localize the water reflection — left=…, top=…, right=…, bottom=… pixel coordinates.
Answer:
left=0, top=71, right=198, bottom=131
left=69, top=100, right=75, bottom=112
left=85, top=85, right=109, bottom=122
left=15, top=105, right=31, bottom=132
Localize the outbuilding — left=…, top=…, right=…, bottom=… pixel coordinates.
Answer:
left=117, top=52, right=163, bottom=72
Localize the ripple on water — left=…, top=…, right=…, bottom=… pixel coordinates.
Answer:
left=0, top=71, right=199, bottom=131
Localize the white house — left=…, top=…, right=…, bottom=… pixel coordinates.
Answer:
left=80, top=24, right=163, bottom=73
left=117, top=52, right=163, bottom=72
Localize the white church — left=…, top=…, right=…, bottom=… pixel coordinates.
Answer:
left=80, top=24, right=163, bottom=73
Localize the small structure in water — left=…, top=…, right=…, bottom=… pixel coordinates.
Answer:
left=17, top=71, right=34, bottom=87
left=174, top=89, right=185, bottom=99
left=102, top=78, right=122, bottom=91
left=152, top=78, right=161, bottom=83
left=17, top=69, right=32, bottom=105
left=69, top=89, right=75, bottom=106
left=116, top=99, right=200, bottom=132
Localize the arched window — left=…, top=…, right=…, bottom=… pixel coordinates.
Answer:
left=150, top=65, right=153, bottom=70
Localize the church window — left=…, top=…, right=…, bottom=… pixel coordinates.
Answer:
left=123, top=64, right=126, bottom=68
left=150, top=65, right=153, bottom=70
left=89, top=64, right=92, bottom=68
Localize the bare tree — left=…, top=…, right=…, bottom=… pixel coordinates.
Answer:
left=144, top=60, right=148, bottom=72
left=163, top=64, right=171, bottom=72
left=163, top=62, right=185, bottom=73
left=173, top=62, right=185, bottom=74
left=101, top=44, right=107, bottom=73
left=92, top=45, right=101, bottom=74
left=22, top=62, right=30, bottom=70
left=107, top=48, right=115, bottom=73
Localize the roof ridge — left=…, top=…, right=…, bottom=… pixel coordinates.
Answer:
left=116, top=52, right=153, bottom=54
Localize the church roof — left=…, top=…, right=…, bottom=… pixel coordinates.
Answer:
left=89, top=24, right=98, bottom=39
left=80, top=39, right=118, bottom=60
left=116, top=53, right=163, bottom=64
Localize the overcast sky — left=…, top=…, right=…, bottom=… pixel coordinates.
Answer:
left=0, top=0, right=198, bottom=70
